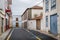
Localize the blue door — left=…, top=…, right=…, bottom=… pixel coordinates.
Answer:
left=50, top=14, right=58, bottom=35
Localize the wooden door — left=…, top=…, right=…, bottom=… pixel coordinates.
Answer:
left=36, top=19, right=40, bottom=30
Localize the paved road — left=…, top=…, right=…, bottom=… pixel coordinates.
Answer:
left=29, top=30, right=57, bottom=40
left=9, top=28, right=38, bottom=40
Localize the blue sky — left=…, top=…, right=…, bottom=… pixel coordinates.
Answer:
left=11, top=0, right=43, bottom=15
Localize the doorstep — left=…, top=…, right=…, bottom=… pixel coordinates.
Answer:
left=0, top=29, right=11, bottom=40
left=35, top=30, right=58, bottom=40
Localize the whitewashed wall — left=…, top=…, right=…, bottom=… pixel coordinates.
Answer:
left=28, top=20, right=36, bottom=30
left=31, top=9, right=43, bottom=18
left=12, top=21, right=16, bottom=27
left=43, top=0, right=60, bottom=34
left=57, top=0, right=60, bottom=34
left=0, top=0, right=7, bottom=13
left=0, top=0, right=7, bottom=33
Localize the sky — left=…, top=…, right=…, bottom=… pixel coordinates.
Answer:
left=11, top=0, right=43, bottom=15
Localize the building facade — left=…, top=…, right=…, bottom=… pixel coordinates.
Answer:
left=21, top=6, right=43, bottom=30
left=5, top=0, right=12, bottom=31
left=42, top=0, right=60, bottom=36
left=0, top=0, right=7, bottom=35
left=21, top=9, right=28, bottom=28
left=12, top=15, right=21, bottom=28
left=0, top=0, right=12, bottom=35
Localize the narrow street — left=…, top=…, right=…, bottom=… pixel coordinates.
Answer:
left=0, top=0, right=60, bottom=40
left=9, top=28, right=38, bottom=40
left=6, top=28, right=57, bottom=40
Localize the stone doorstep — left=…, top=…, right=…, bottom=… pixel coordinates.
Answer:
left=35, top=30, right=58, bottom=40
left=57, top=35, right=60, bottom=40
left=0, top=29, right=11, bottom=40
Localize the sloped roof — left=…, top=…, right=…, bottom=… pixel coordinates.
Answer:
left=31, top=5, right=43, bottom=9
left=21, top=6, right=43, bottom=17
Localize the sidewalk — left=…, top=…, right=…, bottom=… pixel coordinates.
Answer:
left=29, top=29, right=57, bottom=40
left=34, top=30, right=58, bottom=40
left=0, top=29, right=11, bottom=40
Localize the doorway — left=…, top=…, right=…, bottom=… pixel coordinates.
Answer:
left=36, top=19, right=41, bottom=30
left=50, top=14, right=58, bottom=35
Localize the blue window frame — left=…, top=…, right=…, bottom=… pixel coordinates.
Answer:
left=45, top=0, right=49, bottom=12
left=46, top=16, right=48, bottom=27
left=51, top=0, right=56, bottom=10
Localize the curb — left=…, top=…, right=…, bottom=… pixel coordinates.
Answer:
left=6, top=29, right=14, bottom=40
left=36, top=30, right=58, bottom=40
left=5, top=29, right=12, bottom=40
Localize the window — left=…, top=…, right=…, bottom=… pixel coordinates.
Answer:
left=45, top=0, right=49, bottom=12
left=46, top=16, right=48, bottom=27
left=16, top=18, right=18, bottom=21
left=51, top=0, right=56, bottom=9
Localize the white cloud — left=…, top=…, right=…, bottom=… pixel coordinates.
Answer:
left=11, top=0, right=43, bottom=15
left=19, top=0, right=31, bottom=2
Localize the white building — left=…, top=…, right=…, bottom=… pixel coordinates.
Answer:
left=0, top=0, right=7, bottom=35
left=42, top=0, right=60, bottom=36
left=28, top=6, right=43, bottom=30
left=21, top=6, right=43, bottom=30
left=12, top=15, right=22, bottom=28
